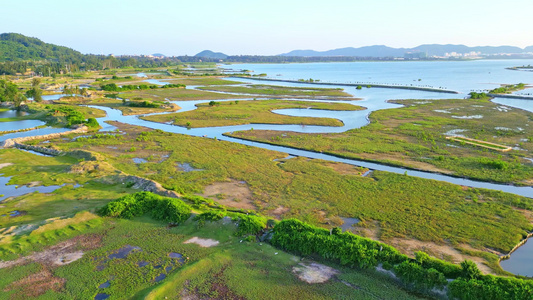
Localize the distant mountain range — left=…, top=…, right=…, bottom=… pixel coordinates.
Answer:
left=281, top=44, right=533, bottom=57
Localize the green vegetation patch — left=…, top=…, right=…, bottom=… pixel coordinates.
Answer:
left=99, top=191, right=191, bottom=224
left=197, top=84, right=355, bottom=98
left=47, top=124, right=533, bottom=261
left=142, top=99, right=362, bottom=128
left=117, top=87, right=251, bottom=101
left=227, top=98, right=533, bottom=185
left=162, top=77, right=243, bottom=86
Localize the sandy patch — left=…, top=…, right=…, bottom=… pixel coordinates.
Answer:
left=201, top=180, right=255, bottom=210
left=0, top=234, right=102, bottom=269
left=292, top=262, right=339, bottom=284
left=183, top=237, right=219, bottom=247
left=0, top=163, right=13, bottom=169
left=389, top=237, right=494, bottom=275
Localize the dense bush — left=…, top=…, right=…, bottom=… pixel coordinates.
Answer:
left=86, top=117, right=99, bottom=128
left=394, top=260, right=447, bottom=291
left=233, top=215, right=265, bottom=236
left=151, top=197, right=191, bottom=224
left=469, top=92, right=488, bottom=99
left=194, top=211, right=226, bottom=223
left=50, top=106, right=98, bottom=127
left=98, top=192, right=191, bottom=224
left=271, top=219, right=533, bottom=299
left=101, top=83, right=184, bottom=92
left=271, top=219, right=406, bottom=269
left=415, top=251, right=462, bottom=279
left=448, top=276, right=533, bottom=300
left=127, top=100, right=160, bottom=108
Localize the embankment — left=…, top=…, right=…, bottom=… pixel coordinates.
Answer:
left=234, top=76, right=459, bottom=94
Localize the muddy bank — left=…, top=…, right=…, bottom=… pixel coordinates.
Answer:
left=1, top=126, right=88, bottom=148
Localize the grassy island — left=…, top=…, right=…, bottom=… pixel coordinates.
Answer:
left=142, top=99, right=363, bottom=128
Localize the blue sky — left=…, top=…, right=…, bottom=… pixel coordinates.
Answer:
left=2, top=0, right=532, bottom=55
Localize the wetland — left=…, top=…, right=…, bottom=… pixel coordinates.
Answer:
left=1, top=60, right=533, bottom=299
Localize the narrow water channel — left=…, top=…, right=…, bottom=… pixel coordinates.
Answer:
left=88, top=99, right=533, bottom=198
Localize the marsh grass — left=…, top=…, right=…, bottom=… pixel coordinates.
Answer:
left=45, top=124, right=533, bottom=258
left=142, top=99, right=362, bottom=128
left=197, top=84, right=355, bottom=98
left=228, top=98, right=533, bottom=184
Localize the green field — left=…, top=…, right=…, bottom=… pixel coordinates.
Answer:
left=34, top=124, right=533, bottom=270
left=2, top=69, right=533, bottom=297
left=228, top=98, right=533, bottom=185
left=142, top=99, right=363, bottom=128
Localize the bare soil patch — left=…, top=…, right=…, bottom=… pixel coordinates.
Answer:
left=4, top=268, right=65, bottom=298
left=0, top=233, right=102, bottom=269
left=292, top=262, right=339, bottom=284
left=183, top=237, right=219, bottom=248
left=200, top=180, right=255, bottom=210
left=389, top=237, right=494, bottom=275
left=270, top=205, right=290, bottom=219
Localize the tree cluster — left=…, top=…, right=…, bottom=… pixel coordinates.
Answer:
left=271, top=219, right=533, bottom=299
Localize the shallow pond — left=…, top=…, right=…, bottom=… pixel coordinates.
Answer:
left=98, top=281, right=111, bottom=289
left=132, top=158, right=148, bottom=164
left=94, top=293, right=110, bottom=300
left=500, top=238, right=533, bottom=277
left=0, top=109, right=28, bottom=118
left=177, top=163, right=203, bottom=172
left=0, top=175, right=66, bottom=202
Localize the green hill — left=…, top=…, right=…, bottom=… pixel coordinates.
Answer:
left=195, top=50, right=228, bottom=59
left=0, top=32, right=83, bottom=62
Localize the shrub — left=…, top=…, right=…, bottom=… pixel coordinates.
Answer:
left=98, top=192, right=191, bottom=224
left=394, top=261, right=447, bottom=291
left=151, top=197, right=191, bottom=223
left=86, top=117, right=99, bottom=128
left=233, top=215, right=265, bottom=236
left=271, top=219, right=406, bottom=269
